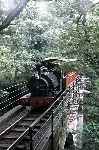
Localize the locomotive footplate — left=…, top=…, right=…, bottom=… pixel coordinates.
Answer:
left=18, top=95, right=55, bottom=108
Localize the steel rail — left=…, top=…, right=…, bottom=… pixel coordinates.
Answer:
left=8, top=89, right=69, bottom=150
left=0, top=111, right=29, bottom=138
left=0, top=87, right=72, bottom=150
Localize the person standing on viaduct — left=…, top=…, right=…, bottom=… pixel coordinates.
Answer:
left=64, top=132, right=75, bottom=150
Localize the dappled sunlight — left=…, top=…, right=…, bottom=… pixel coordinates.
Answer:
left=36, top=1, right=49, bottom=17
left=0, top=0, right=99, bottom=149
left=91, top=0, right=99, bottom=3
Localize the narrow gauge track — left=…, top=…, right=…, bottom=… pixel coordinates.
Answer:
left=0, top=108, right=47, bottom=150
left=0, top=106, right=27, bottom=134
left=0, top=95, right=62, bottom=150
left=0, top=88, right=66, bottom=150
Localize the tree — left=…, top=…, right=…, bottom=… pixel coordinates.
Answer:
left=0, top=0, right=98, bottom=79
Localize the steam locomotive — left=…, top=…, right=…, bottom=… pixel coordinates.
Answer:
left=18, top=59, right=79, bottom=108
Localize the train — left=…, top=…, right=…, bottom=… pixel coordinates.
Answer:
left=18, top=58, right=79, bottom=108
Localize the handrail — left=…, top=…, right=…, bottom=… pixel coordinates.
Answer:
left=31, top=89, right=70, bottom=127
left=7, top=81, right=79, bottom=150
left=7, top=89, right=69, bottom=150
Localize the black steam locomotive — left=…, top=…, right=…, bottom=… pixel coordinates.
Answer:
left=18, top=59, right=79, bottom=108
left=19, top=61, right=64, bottom=108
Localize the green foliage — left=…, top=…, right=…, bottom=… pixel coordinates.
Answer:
left=0, top=0, right=99, bottom=149
left=0, top=46, right=14, bottom=80
left=0, top=0, right=79, bottom=81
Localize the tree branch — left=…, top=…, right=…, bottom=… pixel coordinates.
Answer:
left=0, top=0, right=29, bottom=32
